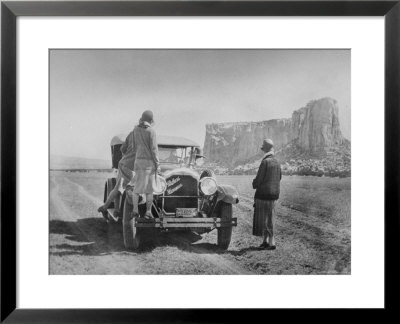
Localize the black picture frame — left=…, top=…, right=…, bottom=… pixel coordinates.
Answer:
left=1, top=0, right=399, bottom=322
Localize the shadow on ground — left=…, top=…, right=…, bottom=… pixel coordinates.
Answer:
left=176, top=242, right=264, bottom=256
left=50, top=217, right=124, bottom=256
left=50, top=218, right=216, bottom=255
left=50, top=217, right=264, bottom=256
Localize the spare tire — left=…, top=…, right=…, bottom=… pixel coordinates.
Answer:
left=104, top=178, right=116, bottom=208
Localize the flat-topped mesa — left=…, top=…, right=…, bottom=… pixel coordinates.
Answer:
left=203, top=97, right=346, bottom=167
left=291, top=98, right=344, bottom=151
left=204, top=118, right=292, bottom=166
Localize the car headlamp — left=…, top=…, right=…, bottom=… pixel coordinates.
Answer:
left=153, top=175, right=167, bottom=195
left=199, top=177, right=218, bottom=196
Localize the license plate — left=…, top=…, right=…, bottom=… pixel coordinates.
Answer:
left=176, top=208, right=198, bottom=217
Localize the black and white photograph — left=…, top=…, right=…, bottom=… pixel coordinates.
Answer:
left=49, top=49, right=351, bottom=275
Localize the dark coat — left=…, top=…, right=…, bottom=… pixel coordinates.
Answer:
left=119, top=131, right=136, bottom=171
left=252, top=153, right=282, bottom=200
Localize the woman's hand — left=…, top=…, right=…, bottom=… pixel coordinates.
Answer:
left=252, top=179, right=258, bottom=189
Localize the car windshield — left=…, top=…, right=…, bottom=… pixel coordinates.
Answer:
left=158, top=147, right=193, bottom=165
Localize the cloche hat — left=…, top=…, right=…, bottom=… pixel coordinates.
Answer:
left=140, top=110, right=154, bottom=123
left=261, top=138, right=274, bottom=150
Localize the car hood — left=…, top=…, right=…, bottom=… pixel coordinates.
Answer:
left=162, top=167, right=200, bottom=180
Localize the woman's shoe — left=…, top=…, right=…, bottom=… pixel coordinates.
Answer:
left=97, top=206, right=108, bottom=221
left=259, top=242, right=269, bottom=249
left=144, top=212, right=154, bottom=220
left=266, top=245, right=276, bottom=250
left=131, top=211, right=139, bottom=218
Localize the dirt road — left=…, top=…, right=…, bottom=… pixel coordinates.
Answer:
left=49, top=172, right=350, bottom=275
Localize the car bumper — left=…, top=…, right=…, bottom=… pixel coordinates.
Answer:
left=134, top=217, right=237, bottom=228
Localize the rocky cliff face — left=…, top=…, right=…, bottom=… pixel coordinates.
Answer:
left=203, top=97, right=348, bottom=168
left=290, top=98, right=344, bottom=152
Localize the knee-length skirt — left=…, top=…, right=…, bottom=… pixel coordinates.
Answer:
left=253, top=199, right=276, bottom=236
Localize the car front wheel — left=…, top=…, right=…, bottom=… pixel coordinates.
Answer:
left=122, top=199, right=141, bottom=250
left=217, top=202, right=233, bottom=250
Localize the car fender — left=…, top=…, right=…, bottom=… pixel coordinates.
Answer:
left=216, top=184, right=239, bottom=204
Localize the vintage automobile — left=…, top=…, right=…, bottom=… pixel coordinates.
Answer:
left=103, top=134, right=239, bottom=250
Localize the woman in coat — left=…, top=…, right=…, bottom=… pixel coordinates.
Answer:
left=131, top=110, right=160, bottom=219
left=252, top=139, right=281, bottom=250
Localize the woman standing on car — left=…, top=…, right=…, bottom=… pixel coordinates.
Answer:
left=131, top=110, right=160, bottom=219
left=98, top=131, right=136, bottom=220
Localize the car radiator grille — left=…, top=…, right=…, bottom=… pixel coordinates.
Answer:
left=163, top=175, right=198, bottom=213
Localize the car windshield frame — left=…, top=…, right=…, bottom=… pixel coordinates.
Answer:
left=158, top=145, right=196, bottom=167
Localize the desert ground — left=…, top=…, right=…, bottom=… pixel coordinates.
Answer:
left=49, top=171, right=350, bottom=275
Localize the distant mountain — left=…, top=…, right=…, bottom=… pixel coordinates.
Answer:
left=203, top=98, right=351, bottom=177
left=50, top=155, right=110, bottom=170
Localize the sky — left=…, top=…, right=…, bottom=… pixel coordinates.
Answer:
left=50, top=49, right=350, bottom=160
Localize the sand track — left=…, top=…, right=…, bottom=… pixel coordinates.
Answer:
left=50, top=173, right=250, bottom=274
left=50, top=172, right=351, bottom=275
